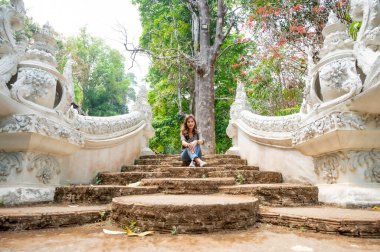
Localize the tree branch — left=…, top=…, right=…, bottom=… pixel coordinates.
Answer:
left=119, top=24, right=197, bottom=69
left=210, top=0, right=227, bottom=64
left=217, top=39, right=251, bottom=60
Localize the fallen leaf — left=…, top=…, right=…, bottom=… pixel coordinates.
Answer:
left=103, top=229, right=126, bottom=235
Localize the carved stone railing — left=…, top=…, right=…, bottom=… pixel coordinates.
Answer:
left=0, top=0, right=155, bottom=205
left=227, top=2, right=380, bottom=206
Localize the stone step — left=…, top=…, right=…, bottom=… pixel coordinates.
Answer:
left=135, top=158, right=247, bottom=166
left=259, top=206, right=380, bottom=238
left=219, top=184, right=319, bottom=206
left=121, top=165, right=259, bottom=173
left=99, top=169, right=280, bottom=185
left=140, top=178, right=236, bottom=194
left=208, top=170, right=283, bottom=184
left=111, top=194, right=259, bottom=234
left=0, top=204, right=110, bottom=231
left=138, top=154, right=241, bottom=160
left=98, top=172, right=171, bottom=185
left=54, top=185, right=159, bottom=204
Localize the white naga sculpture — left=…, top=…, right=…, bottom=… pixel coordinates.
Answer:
left=0, top=0, right=154, bottom=204
left=227, top=1, right=380, bottom=206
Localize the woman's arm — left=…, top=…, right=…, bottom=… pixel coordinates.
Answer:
left=181, top=133, right=189, bottom=148
left=196, top=132, right=205, bottom=145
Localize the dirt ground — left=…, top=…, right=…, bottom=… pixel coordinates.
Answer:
left=1, top=222, right=379, bottom=252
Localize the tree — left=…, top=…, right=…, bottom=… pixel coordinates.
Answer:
left=237, top=0, right=352, bottom=115
left=128, top=0, right=251, bottom=154
left=56, top=28, right=135, bottom=116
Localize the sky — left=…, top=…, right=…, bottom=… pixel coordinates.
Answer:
left=23, top=0, right=150, bottom=83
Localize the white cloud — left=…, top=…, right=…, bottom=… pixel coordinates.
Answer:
left=23, top=0, right=150, bottom=82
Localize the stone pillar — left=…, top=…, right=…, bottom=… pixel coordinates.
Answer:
left=226, top=80, right=252, bottom=156
left=131, top=85, right=155, bottom=156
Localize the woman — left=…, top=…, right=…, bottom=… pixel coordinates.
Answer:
left=180, top=114, right=207, bottom=167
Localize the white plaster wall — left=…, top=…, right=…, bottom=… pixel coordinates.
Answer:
left=61, top=130, right=143, bottom=184
left=237, top=130, right=317, bottom=184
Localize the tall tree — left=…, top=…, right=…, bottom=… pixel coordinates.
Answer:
left=56, top=28, right=135, bottom=116
left=128, top=0, right=250, bottom=154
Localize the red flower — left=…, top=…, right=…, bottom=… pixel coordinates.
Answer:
left=274, top=9, right=281, bottom=16
left=231, top=63, right=240, bottom=68
left=257, top=6, right=267, bottom=15
left=297, top=25, right=306, bottom=34
left=291, top=4, right=302, bottom=12
left=277, top=38, right=287, bottom=46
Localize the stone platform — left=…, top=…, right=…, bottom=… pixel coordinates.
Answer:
left=0, top=204, right=110, bottom=231
left=259, top=206, right=380, bottom=238
left=111, top=194, right=259, bottom=233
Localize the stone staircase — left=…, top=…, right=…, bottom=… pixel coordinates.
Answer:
left=1, top=155, right=379, bottom=237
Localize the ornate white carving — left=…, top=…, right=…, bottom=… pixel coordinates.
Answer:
left=315, top=150, right=380, bottom=184
left=293, top=112, right=368, bottom=145
left=0, top=151, right=60, bottom=184
left=11, top=67, right=58, bottom=108
left=351, top=0, right=380, bottom=89
left=318, top=59, right=362, bottom=102
left=0, top=114, right=85, bottom=145
left=229, top=80, right=252, bottom=121
left=320, top=12, right=354, bottom=57
left=63, top=55, right=74, bottom=104
left=70, top=111, right=144, bottom=136
left=0, top=0, right=26, bottom=96
left=0, top=151, right=22, bottom=182
left=28, top=153, right=60, bottom=184
left=131, top=85, right=155, bottom=155
left=241, top=111, right=300, bottom=133
left=30, top=23, right=57, bottom=58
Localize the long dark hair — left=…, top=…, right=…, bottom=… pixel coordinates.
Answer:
left=181, top=114, right=198, bottom=136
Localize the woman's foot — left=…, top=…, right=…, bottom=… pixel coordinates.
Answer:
left=195, top=158, right=207, bottom=167
left=189, top=161, right=195, bottom=167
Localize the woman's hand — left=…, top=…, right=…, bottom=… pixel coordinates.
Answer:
left=188, top=140, right=198, bottom=153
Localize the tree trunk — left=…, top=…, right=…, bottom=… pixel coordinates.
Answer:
left=194, top=0, right=216, bottom=154
left=196, top=65, right=216, bottom=154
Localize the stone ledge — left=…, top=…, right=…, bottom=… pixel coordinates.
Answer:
left=140, top=178, right=236, bottom=194
left=219, top=184, right=319, bottom=206
left=0, top=204, right=110, bottom=231
left=138, top=154, right=241, bottom=160
left=259, top=206, right=380, bottom=238
left=111, top=194, right=259, bottom=233
left=54, top=185, right=159, bottom=204
left=98, top=172, right=171, bottom=185
left=208, top=170, right=283, bottom=184
left=135, top=159, right=247, bottom=166
left=121, top=165, right=259, bottom=173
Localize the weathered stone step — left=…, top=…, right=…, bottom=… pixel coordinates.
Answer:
left=208, top=170, right=283, bottom=184
left=99, top=169, right=280, bottom=185
left=54, top=185, right=159, bottom=204
left=259, top=206, right=380, bottom=238
left=121, top=165, right=259, bottom=173
left=98, top=172, right=171, bottom=185
left=138, top=154, right=241, bottom=160
left=111, top=194, right=259, bottom=234
left=135, top=158, right=247, bottom=166
left=140, top=178, right=236, bottom=194
left=219, top=184, right=319, bottom=206
left=0, top=204, right=110, bottom=231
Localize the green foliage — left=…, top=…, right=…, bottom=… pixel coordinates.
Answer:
left=127, top=220, right=141, bottom=233
left=56, top=28, right=135, bottom=116
left=349, top=21, right=361, bottom=40
left=171, top=226, right=178, bottom=235
left=235, top=172, right=245, bottom=184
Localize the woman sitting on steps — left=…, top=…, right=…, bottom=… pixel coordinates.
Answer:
left=180, top=114, right=207, bottom=167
